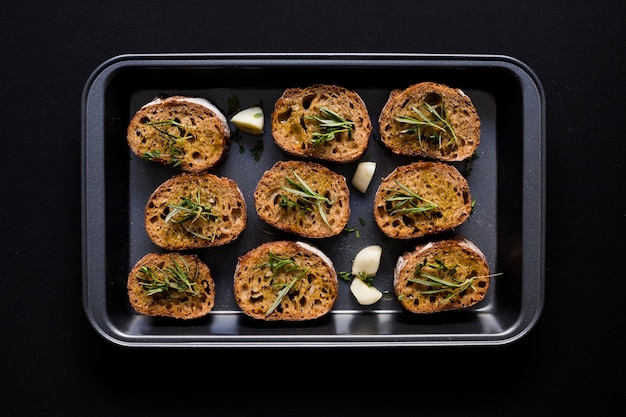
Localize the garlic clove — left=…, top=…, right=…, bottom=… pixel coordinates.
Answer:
left=350, top=276, right=383, bottom=305
left=351, top=245, right=383, bottom=277
left=230, top=106, right=264, bottom=135
left=351, top=161, right=376, bottom=193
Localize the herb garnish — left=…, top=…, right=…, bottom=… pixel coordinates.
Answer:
left=384, top=180, right=438, bottom=216
left=305, top=107, right=355, bottom=146
left=138, top=255, right=199, bottom=297
left=165, top=188, right=220, bottom=241
left=279, top=170, right=334, bottom=228
left=343, top=217, right=366, bottom=238
left=408, top=259, right=502, bottom=303
left=395, top=99, right=458, bottom=151
left=250, top=138, right=264, bottom=162
left=142, top=119, right=193, bottom=167
left=254, top=251, right=309, bottom=317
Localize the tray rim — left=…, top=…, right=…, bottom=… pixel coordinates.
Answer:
left=81, top=52, right=545, bottom=348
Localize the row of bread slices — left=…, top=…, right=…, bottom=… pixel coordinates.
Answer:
left=126, top=82, right=481, bottom=172
left=128, top=236, right=492, bottom=321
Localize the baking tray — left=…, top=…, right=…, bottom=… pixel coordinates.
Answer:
left=81, top=53, right=545, bottom=347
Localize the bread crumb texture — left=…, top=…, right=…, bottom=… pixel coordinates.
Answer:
left=254, top=160, right=350, bottom=238
left=127, top=253, right=215, bottom=319
left=271, top=84, right=372, bottom=163
left=234, top=241, right=338, bottom=321
left=145, top=172, right=247, bottom=250
left=127, top=96, right=230, bottom=172
left=394, top=237, right=490, bottom=313
left=374, top=161, right=471, bottom=239
left=378, top=82, right=480, bottom=161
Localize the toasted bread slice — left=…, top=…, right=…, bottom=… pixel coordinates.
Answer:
left=127, top=95, right=230, bottom=172
left=127, top=253, right=215, bottom=319
left=378, top=82, right=480, bottom=161
left=374, top=161, right=472, bottom=239
left=271, top=84, right=372, bottom=163
left=254, top=160, right=350, bottom=238
left=394, top=237, right=490, bottom=313
left=233, top=240, right=338, bottom=321
left=145, top=172, right=247, bottom=250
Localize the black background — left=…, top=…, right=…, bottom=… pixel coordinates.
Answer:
left=2, top=1, right=624, bottom=416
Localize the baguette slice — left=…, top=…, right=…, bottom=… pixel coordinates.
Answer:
left=394, top=237, right=490, bottom=313
left=271, top=84, right=372, bottom=163
left=127, top=95, right=230, bottom=172
left=254, top=160, right=350, bottom=238
left=378, top=82, right=480, bottom=161
left=233, top=240, right=338, bottom=321
left=127, top=253, right=215, bottom=319
left=374, top=161, right=472, bottom=239
left=145, top=172, right=247, bottom=250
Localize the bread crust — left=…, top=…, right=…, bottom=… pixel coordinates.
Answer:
left=233, top=240, right=338, bottom=321
left=374, top=161, right=471, bottom=239
left=378, top=82, right=480, bottom=161
left=271, top=84, right=372, bottom=163
left=127, top=95, right=230, bottom=172
left=394, top=237, right=490, bottom=313
left=254, top=160, right=350, bottom=238
left=145, top=172, right=247, bottom=250
left=127, top=253, right=215, bottom=319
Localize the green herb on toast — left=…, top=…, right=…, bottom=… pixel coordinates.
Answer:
left=383, top=180, right=438, bottom=216
left=165, top=188, right=220, bottom=241
left=305, top=106, right=355, bottom=146
left=279, top=170, right=334, bottom=228
left=395, top=98, right=458, bottom=151
left=408, top=259, right=502, bottom=303
left=254, top=251, right=309, bottom=317
left=142, top=119, right=194, bottom=167
left=137, top=255, right=199, bottom=297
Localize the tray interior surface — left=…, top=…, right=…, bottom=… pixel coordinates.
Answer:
left=82, top=54, right=544, bottom=347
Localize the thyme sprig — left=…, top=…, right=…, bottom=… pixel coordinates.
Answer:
left=279, top=171, right=334, bottom=228
left=254, top=251, right=309, bottom=317
left=165, top=188, right=220, bottom=241
left=384, top=180, right=438, bottom=216
left=305, top=107, right=355, bottom=146
left=138, top=255, right=199, bottom=297
left=408, top=259, right=502, bottom=302
left=142, top=119, right=194, bottom=167
left=395, top=100, right=458, bottom=151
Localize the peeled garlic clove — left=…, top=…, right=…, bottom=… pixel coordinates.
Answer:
left=350, top=276, right=383, bottom=305
left=352, top=245, right=383, bottom=277
left=230, top=106, right=264, bottom=135
left=351, top=161, right=376, bottom=193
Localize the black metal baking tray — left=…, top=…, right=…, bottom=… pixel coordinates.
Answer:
left=81, top=53, right=545, bottom=347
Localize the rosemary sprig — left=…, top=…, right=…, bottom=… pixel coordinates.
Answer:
left=395, top=100, right=458, bottom=151
left=254, top=251, right=309, bottom=317
left=255, top=251, right=301, bottom=274
left=279, top=170, right=334, bottom=228
left=142, top=119, right=194, bottom=167
left=165, top=188, right=220, bottom=241
left=408, top=259, right=503, bottom=303
left=138, top=255, right=199, bottom=297
left=305, top=107, right=355, bottom=146
left=384, top=180, right=438, bottom=216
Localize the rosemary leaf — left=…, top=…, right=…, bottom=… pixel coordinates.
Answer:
left=279, top=170, right=334, bottom=228
left=305, top=106, right=355, bottom=146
